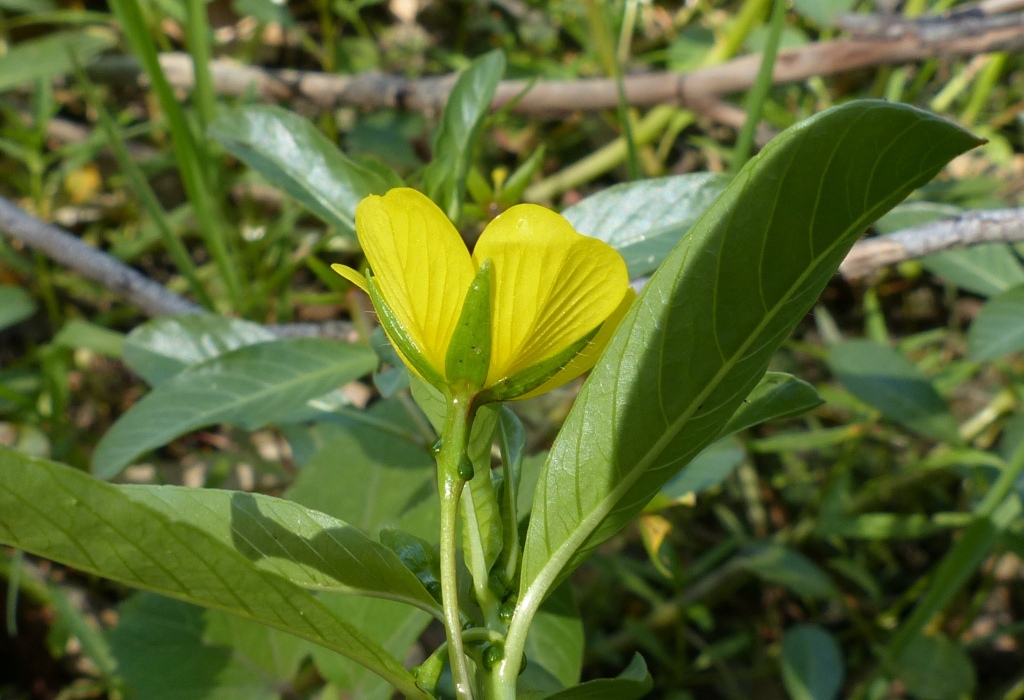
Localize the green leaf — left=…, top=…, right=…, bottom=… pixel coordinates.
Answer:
left=562, top=173, right=731, bottom=278
left=895, top=635, right=976, bottom=700
left=53, top=319, right=125, bottom=358
left=0, top=31, right=115, bottom=93
left=720, top=372, right=823, bottom=437
left=123, top=314, right=275, bottom=386
left=542, top=653, right=652, bottom=700
left=209, top=105, right=400, bottom=235
left=310, top=595, right=431, bottom=700
left=738, top=543, right=838, bottom=599
left=791, top=0, right=854, bottom=27
left=118, top=485, right=441, bottom=616
left=92, top=338, right=377, bottom=479
left=0, top=285, right=36, bottom=332
left=422, top=50, right=506, bottom=222
left=518, top=102, right=980, bottom=615
left=286, top=399, right=438, bottom=537
left=0, top=449, right=429, bottom=699
left=109, top=593, right=307, bottom=700
left=525, top=583, right=584, bottom=688
left=461, top=405, right=503, bottom=578
left=655, top=436, right=746, bottom=504
left=967, top=284, right=1024, bottom=360
left=780, top=624, right=844, bottom=700
left=827, top=339, right=960, bottom=443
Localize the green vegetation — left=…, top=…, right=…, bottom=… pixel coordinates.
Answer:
left=1, top=1, right=1024, bottom=699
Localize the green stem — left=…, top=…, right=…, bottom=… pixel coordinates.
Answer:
left=731, top=0, right=785, bottom=172
left=437, top=392, right=478, bottom=700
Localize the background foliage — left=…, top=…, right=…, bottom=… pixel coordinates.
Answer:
left=1, top=1, right=1024, bottom=699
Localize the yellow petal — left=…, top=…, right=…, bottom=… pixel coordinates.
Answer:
left=473, top=204, right=629, bottom=388
left=356, top=188, right=476, bottom=376
left=515, top=288, right=635, bottom=400
left=331, top=263, right=369, bottom=293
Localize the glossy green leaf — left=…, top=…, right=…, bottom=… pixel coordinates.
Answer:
left=123, top=314, right=274, bottom=386
left=720, top=372, right=823, bottom=436
left=517, top=102, right=979, bottom=621
left=209, top=105, right=400, bottom=234
left=0, top=31, right=115, bottom=93
left=0, top=285, right=36, bottom=332
left=967, top=284, right=1024, bottom=360
left=422, top=50, right=505, bottom=222
left=542, top=653, right=652, bottom=700
left=119, top=484, right=441, bottom=616
left=738, top=543, right=838, bottom=599
left=93, top=338, right=377, bottom=478
left=0, top=449, right=429, bottom=699
left=780, top=624, right=844, bottom=700
left=109, top=593, right=307, bottom=700
left=827, top=339, right=960, bottom=443
left=895, top=635, right=976, bottom=700
left=562, top=173, right=731, bottom=278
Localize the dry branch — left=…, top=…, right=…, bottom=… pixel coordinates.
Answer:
left=3, top=196, right=1023, bottom=329
left=87, top=12, right=1024, bottom=117
left=840, top=208, right=1024, bottom=280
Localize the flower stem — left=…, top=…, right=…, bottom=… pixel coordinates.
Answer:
left=437, top=392, right=477, bottom=700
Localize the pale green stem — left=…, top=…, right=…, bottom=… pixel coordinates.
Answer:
left=437, top=393, right=477, bottom=700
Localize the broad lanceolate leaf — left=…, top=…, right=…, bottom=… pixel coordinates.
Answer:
left=210, top=105, right=400, bottom=235
left=119, top=485, right=441, bottom=617
left=517, top=102, right=980, bottom=625
left=0, top=31, right=115, bottom=93
left=967, top=284, right=1024, bottom=360
left=92, top=338, right=377, bottom=479
left=310, top=595, right=431, bottom=700
left=421, top=50, right=505, bottom=223
left=562, top=173, right=731, bottom=278
left=827, top=339, right=960, bottom=443
left=780, top=624, right=844, bottom=700
left=0, top=449, right=429, bottom=699
left=0, top=285, right=36, bottom=331
left=109, top=593, right=308, bottom=700
left=123, top=314, right=274, bottom=386
left=542, top=653, right=652, bottom=700
left=720, top=372, right=823, bottom=437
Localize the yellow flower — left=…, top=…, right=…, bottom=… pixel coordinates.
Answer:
left=333, top=188, right=632, bottom=401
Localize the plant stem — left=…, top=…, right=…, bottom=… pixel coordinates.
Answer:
left=437, top=392, right=477, bottom=700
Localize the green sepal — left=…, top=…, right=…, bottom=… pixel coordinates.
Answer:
left=445, top=260, right=493, bottom=390
left=479, top=327, right=598, bottom=403
left=367, top=274, right=447, bottom=390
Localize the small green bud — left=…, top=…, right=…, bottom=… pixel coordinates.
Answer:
left=430, top=437, right=443, bottom=456
left=498, top=599, right=516, bottom=624
left=482, top=643, right=505, bottom=670
left=445, top=260, right=493, bottom=390
left=457, top=454, right=474, bottom=480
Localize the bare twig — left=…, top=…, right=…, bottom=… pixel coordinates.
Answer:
left=86, top=14, right=1024, bottom=117
left=0, top=195, right=201, bottom=317
left=840, top=208, right=1024, bottom=280
left=0, top=195, right=358, bottom=340
left=837, top=5, right=1024, bottom=41
left=5, top=194, right=1024, bottom=326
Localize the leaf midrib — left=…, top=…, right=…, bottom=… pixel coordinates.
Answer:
left=523, top=143, right=935, bottom=609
